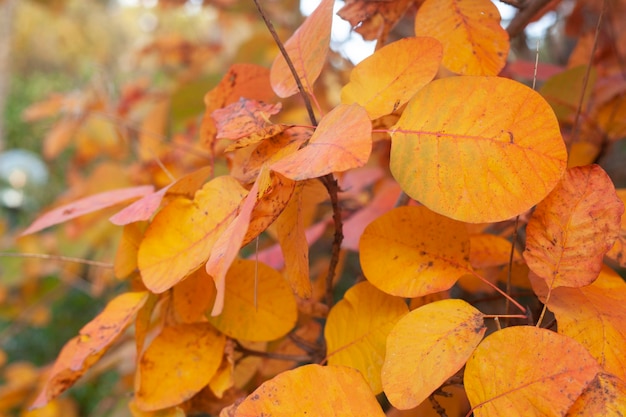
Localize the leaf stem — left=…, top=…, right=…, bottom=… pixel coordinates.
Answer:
left=0, top=252, right=113, bottom=268
left=466, top=268, right=526, bottom=314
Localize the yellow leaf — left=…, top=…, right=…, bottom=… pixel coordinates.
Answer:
left=32, top=292, right=149, bottom=408
left=359, top=206, right=470, bottom=297
left=206, top=259, right=297, bottom=342
left=382, top=299, right=485, bottom=409
left=129, top=400, right=185, bottom=417
left=114, top=222, right=146, bottom=279
left=341, top=37, right=442, bottom=120
left=271, top=104, right=372, bottom=180
left=325, top=281, right=409, bottom=393
left=390, top=76, right=567, bottom=223
left=230, top=364, right=385, bottom=416
left=270, top=0, right=333, bottom=97
left=172, top=267, right=217, bottom=323
left=414, top=0, right=509, bottom=75
left=135, top=323, right=226, bottom=411
left=529, top=265, right=626, bottom=380
left=465, top=326, right=601, bottom=417
left=523, top=165, right=624, bottom=288
left=566, top=372, right=626, bottom=416
left=138, top=176, right=247, bottom=293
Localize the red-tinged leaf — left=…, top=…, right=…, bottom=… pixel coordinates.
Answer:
left=21, top=185, right=154, bottom=236
left=337, top=0, right=415, bottom=42
left=606, top=188, right=626, bottom=267
left=138, top=176, right=247, bottom=294
left=341, top=37, right=442, bottom=120
left=359, top=206, right=471, bottom=297
left=271, top=104, right=372, bottom=180
left=529, top=265, right=626, bottom=380
left=213, top=99, right=282, bottom=139
left=566, top=372, right=626, bottom=416
left=31, top=292, right=149, bottom=408
left=464, top=326, right=602, bottom=417
left=207, top=173, right=262, bottom=316
left=325, top=281, right=409, bottom=393
left=206, top=259, right=297, bottom=341
left=227, top=364, right=386, bottom=416
left=223, top=124, right=290, bottom=152
left=414, top=0, right=509, bottom=76
left=390, top=76, right=567, bottom=223
left=134, top=323, right=226, bottom=411
left=270, top=0, right=334, bottom=97
left=523, top=165, right=624, bottom=288
left=504, top=60, right=564, bottom=82
left=382, top=299, right=485, bottom=409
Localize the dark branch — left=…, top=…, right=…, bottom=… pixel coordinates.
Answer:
left=506, top=0, right=553, bottom=38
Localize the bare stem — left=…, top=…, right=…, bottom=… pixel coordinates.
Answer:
left=0, top=252, right=113, bottom=268
left=321, top=174, right=343, bottom=309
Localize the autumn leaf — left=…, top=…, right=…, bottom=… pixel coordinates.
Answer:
left=31, top=292, right=149, bottom=408
left=21, top=185, right=154, bottom=236
left=529, top=265, right=626, bottom=380
left=464, top=326, right=601, bottom=417
left=414, top=0, right=509, bottom=75
left=212, top=98, right=282, bottom=140
left=138, top=176, right=247, bottom=294
left=540, top=65, right=597, bottom=123
left=325, top=281, right=409, bottom=393
left=359, top=206, right=470, bottom=297
left=390, top=76, right=567, bottom=223
left=523, top=165, right=624, bottom=288
left=172, top=267, right=217, bottom=323
left=605, top=188, right=626, bottom=267
left=341, top=37, right=442, bottom=120
left=271, top=104, right=372, bottom=180
left=382, top=299, right=485, bottom=409
left=226, top=364, right=386, bottom=416
left=270, top=0, right=333, bottom=97
left=206, top=259, right=297, bottom=341
left=113, top=222, right=146, bottom=279
left=566, top=372, right=626, bottom=416
left=337, top=0, right=415, bottom=43
left=134, top=323, right=226, bottom=411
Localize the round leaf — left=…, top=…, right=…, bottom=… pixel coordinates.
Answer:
left=390, top=76, right=567, bottom=223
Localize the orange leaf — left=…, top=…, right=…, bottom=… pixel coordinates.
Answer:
left=228, top=364, right=385, bottom=416
left=138, top=176, right=247, bottom=293
left=414, top=0, right=509, bottom=75
left=172, top=267, right=217, bottom=323
left=523, top=165, right=624, bottom=288
left=134, top=323, right=225, bottom=411
left=566, top=372, right=626, bottom=416
left=529, top=265, right=626, bottom=380
left=31, top=292, right=149, bottom=408
left=605, top=188, right=626, bottom=267
left=341, top=37, right=442, bottom=120
left=21, top=186, right=154, bottom=236
left=270, top=0, right=333, bottom=97
left=206, top=259, right=297, bottom=341
left=213, top=98, right=282, bottom=140
left=464, top=326, right=601, bottom=416
left=359, top=206, right=470, bottom=297
left=325, top=281, right=409, bottom=393
left=271, top=104, right=372, bottom=180
left=113, top=222, right=146, bottom=279
left=390, top=76, right=567, bottom=223
left=382, top=299, right=485, bottom=409
left=337, top=0, right=415, bottom=42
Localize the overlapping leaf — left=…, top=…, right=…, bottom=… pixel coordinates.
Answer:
left=359, top=206, right=470, bottom=297
left=212, top=98, right=282, bottom=140
left=540, top=65, right=597, bottom=122
left=464, top=326, right=601, bottom=417
left=270, top=0, right=333, bottom=97
left=138, top=176, right=247, bottom=293
left=271, top=104, right=372, bottom=180
left=414, top=0, right=509, bottom=75
left=341, top=37, right=442, bottom=120
left=226, top=364, right=386, bottom=416
left=135, top=323, right=225, bottom=411
left=325, top=281, right=409, bottom=393
left=206, top=259, right=297, bottom=341
left=390, top=76, right=567, bottom=223
left=32, top=292, right=149, bottom=408
left=606, top=188, right=626, bottom=267
left=523, top=165, right=624, bottom=288
left=382, top=299, right=485, bottom=409
left=566, top=373, right=626, bottom=416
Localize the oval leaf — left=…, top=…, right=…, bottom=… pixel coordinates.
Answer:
left=206, top=259, right=297, bottom=342
left=270, top=0, right=333, bottom=98
left=359, top=206, right=471, bottom=297
left=230, top=364, right=386, bottom=416
left=135, top=323, right=226, bottom=411
left=341, top=37, right=443, bottom=120
left=465, top=326, right=602, bottom=417
left=382, top=299, right=485, bottom=409
left=414, top=0, right=509, bottom=75
left=271, top=103, right=372, bottom=180
left=325, top=281, right=409, bottom=393
left=566, top=372, right=626, bottom=416
left=523, top=165, right=624, bottom=288
left=390, top=76, right=567, bottom=223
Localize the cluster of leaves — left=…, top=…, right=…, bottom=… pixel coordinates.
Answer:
left=3, top=0, right=626, bottom=415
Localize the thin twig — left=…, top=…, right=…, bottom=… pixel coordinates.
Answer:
left=321, top=174, right=343, bottom=309
left=0, top=252, right=113, bottom=268
left=429, top=394, right=449, bottom=417
left=506, top=0, right=553, bottom=38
